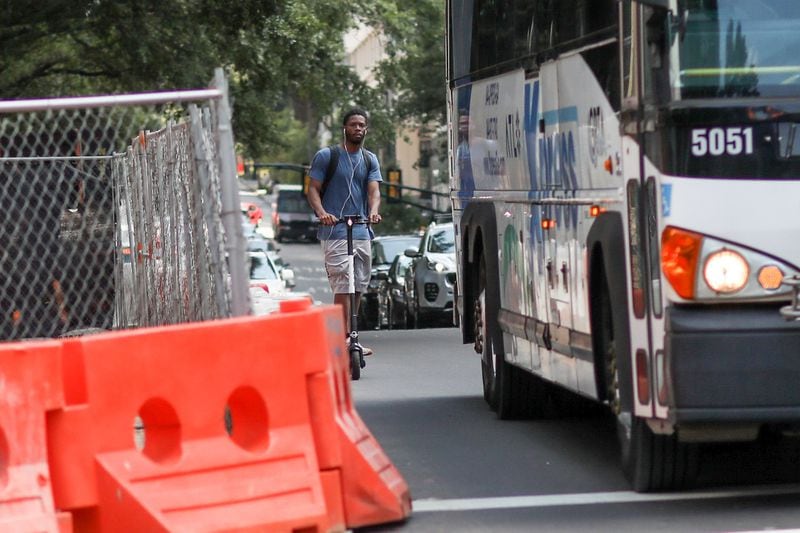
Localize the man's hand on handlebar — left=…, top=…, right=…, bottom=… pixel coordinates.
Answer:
left=317, top=212, right=338, bottom=226
left=368, top=212, right=382, bottom=224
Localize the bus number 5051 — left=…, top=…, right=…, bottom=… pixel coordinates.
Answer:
left=691, top=127, right=754, bottom=157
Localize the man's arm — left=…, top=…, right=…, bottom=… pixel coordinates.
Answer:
left=367, top=180, right=382, bottom=224
left=307, top=178, right=337, bottom=226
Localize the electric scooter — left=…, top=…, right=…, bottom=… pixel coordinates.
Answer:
left=339, top=215, right=368, bottom=380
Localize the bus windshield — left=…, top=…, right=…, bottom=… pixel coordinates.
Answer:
left=670, top=0, right=800, bottom=99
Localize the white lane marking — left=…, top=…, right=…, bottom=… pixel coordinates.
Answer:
left=413, top=484, right=800, bottom=513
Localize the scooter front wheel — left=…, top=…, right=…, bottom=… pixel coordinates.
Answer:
left=350, top=347, right=362, bottom=380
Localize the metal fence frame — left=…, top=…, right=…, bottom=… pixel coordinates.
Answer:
left=0, top=68, right=248, bottom=338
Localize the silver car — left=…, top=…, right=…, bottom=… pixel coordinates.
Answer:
left=404, top=221, right=456, bottom=328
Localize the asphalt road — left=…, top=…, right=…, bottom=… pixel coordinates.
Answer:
left=245, top=186, right=800, bottom=533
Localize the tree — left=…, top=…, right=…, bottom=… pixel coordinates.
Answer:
left=359, top=0, right=446, bottom=126
left=0, top=0, right=447, bottom=166
left=0, top=0, right=374, bottom=158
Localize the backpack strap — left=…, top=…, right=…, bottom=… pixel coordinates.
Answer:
left=362, top=148, right=373, bottom=176
left=321, top=145, right=340, bottom=200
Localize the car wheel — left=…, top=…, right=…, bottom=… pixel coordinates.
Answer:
left=412, top=295, right=423, bottom=329
left=378, top=293, right=388, bottom=329
left=357, top=303, right=370, bottom=331
left=364, top=299, right=378, bottom=330
left=398, top=300, right=407, bottom=329
left=403, top=299, right=413, bottom=329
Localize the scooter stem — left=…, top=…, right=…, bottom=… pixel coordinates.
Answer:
left=345, top=216, right=358, bottom=344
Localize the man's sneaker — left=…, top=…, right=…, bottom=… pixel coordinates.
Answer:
left=345, top=338, right=374, bottom=356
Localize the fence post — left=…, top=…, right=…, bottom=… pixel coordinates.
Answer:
left=189, top=106, right=221, bottom=319
left=212, top=68, right=249, bottom=317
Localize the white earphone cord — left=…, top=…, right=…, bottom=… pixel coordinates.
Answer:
left=338, top=147, right=364, bottom=221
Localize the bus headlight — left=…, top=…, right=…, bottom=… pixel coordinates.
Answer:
left=703, top=249, right=749, bottom=294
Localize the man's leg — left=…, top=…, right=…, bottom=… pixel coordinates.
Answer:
left=334, top=291, right=363, bottom=335
left=334, top=292, right=350, bottom=334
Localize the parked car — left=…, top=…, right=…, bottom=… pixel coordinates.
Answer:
left=248, top=250, right=289, bottom=294
left=404, top=220, right=456, bottom=328
left=247, top=250, right=304, bottom=315
left=358, top=233, right=421, bottom=330
left=246, top=234, right=294, bottom=288
left=381, top=253, right=414, bottom=329
left=271, top=184, right=318, bottom=242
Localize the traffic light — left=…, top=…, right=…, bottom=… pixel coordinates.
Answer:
left=387, top=169, right=401, bottom=202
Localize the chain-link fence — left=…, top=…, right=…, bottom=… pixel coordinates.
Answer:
left=0, top=69, right=248, bottom=341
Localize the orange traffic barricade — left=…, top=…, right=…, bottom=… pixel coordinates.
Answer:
left=282, top=299, right=412, bottom=529
left=0, top=340, right=72, bottom=532
left=47, top=314, right=335, bottom=532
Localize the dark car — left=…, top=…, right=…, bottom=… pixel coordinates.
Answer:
left=404, top=220, right=456, bottom=328
left=358, top=233, right=421, bottom=330
left=381, top=253, right=414, bottom=329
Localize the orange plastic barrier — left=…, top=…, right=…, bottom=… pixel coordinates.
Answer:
left=283, top=299, right=412, bottom=529
left=47, top=314, right=335, bottom=532
left=0, top=340, right=72, bottom=532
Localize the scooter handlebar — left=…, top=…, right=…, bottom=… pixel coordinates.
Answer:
left=315, top=215, right=370, bottom=226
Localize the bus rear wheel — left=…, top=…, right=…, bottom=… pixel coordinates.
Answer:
left=599, top=281, right=698, bottom=491
left=476, top=253, right=549, bottom=419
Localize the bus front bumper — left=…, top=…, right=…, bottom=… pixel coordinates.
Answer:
left=665, top=304, right=800, bottom=426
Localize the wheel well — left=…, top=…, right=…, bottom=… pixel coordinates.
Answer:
left=586, top=211, right=632, bottom=410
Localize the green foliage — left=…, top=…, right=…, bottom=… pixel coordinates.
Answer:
left=0, top=0, right=447, bottom=168
left=0, top=0, right=362, bottom=155
left=374, top=201, right=427, bottom=236
left=359, top=0, right=447, bottom=126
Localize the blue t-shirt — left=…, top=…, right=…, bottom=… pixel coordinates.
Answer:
left=309, top=146, right=382, bottom=240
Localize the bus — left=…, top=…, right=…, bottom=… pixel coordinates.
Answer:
left=447, top=0, right=800, bottom=491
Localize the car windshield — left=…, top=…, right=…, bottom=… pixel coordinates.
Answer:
left=375, top=237, right=420, bottom=264
left=427, top=226, right=455, bottom=253
left=277, top=191, right=312, bottom=213
left=666, top=0, right=800, bottom=99
left=249, top=253, right=278, bottom=280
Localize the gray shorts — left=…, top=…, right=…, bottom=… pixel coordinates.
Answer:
left=321, top=239, right=372, bottom=294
